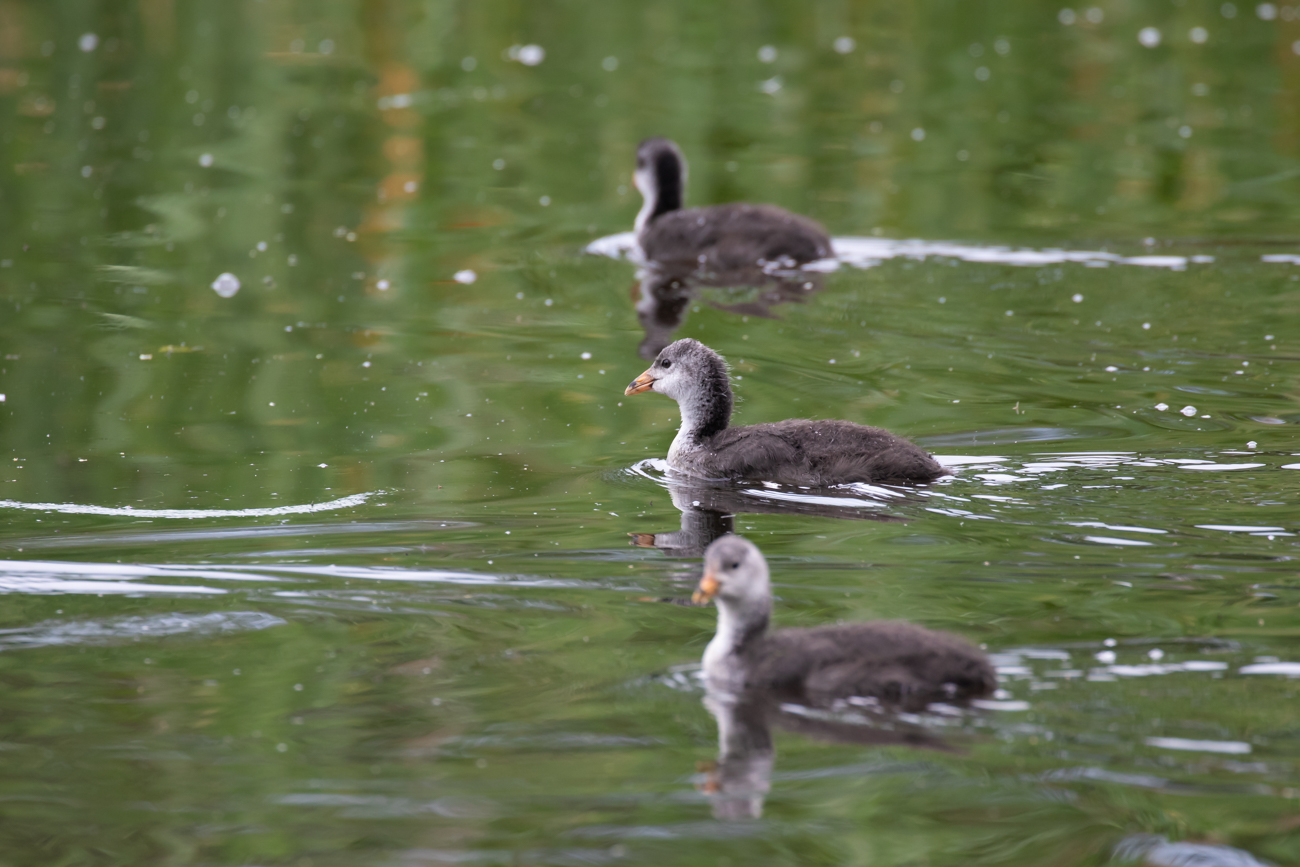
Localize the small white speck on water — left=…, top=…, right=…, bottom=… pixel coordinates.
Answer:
left=211, top=272, right=241, bottom=298
left=318, top=463, right=328, bottom=468
left=1059, top=8, right=1076, bottom=24
left=377, top=279, right=390, bottom=290
left=828, top=359, right=836, bottom=364
left=911, top=127, right=926, bottom=141
left=1247, top=441, right=1258, bottom=448
left=1104, top=638, right=1117, bottom=647
left=453, top=269, right=477, bottom=284
left=257, top=241, right=267, bottom=252
left=1181, top=405, right=1197, bottom=416
left=1105, top=365, right=1118, bottom=372
left=938, top=297, right=946, bottom=303
left=1179, top=125, right=1193, bottom=138
left=1072, top=293, right=1083, bottom=303
left=362, top=361, right=371, bottom=368
left=199, top=153, right=214, bottom=167
left=79, top=33, right=98, bottom=52
left=493, top=158, right=505, bottom=170
left=1096, top=650, right=1117, bottom=664
left=544, top=298, right=553, bottom=306
left=1142, top=322, right=1151, bottom=330
left=1155, top=403, right=1168, bottom=411
left=580, top=352, right=592, bottom=360
left=516, top=44, right=545, bottom=66
left=834, top=36, right=856, bottom=54
left=1148, top=648, right=1165, bottom=661
left=758, top=45, right=778, bottom=63
left=602, top=55, right=619, bottom=70
left=1190, top=26, right=1209, bottom=43
left=277, top=743, right=288, bottom=752
left=268, top=402, right=275, bottom=407
left=1258, top=2, right=1278, bottom=19
left=539, top=195, right=551, bottom=206
left=1265, top=334, right=1274, bottom=340
left=1005, top=310, right=1014, bottom=316
left=1138, top=26, right=1162, bottom=47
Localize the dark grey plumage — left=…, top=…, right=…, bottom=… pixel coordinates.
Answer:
left=634, top=138, right=832, bottom=270
left=624, top=338, right=947, bottom=486
left=696, top=536, right=996, bottom=708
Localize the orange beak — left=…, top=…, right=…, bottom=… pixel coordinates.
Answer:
left=692, top=571, right=720, bottom=605
left=624, top=369, right=655, bottom=396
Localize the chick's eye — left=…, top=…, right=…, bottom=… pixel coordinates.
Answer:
left=660, top=359, right=672, bottom=368
left=728, top=561, right=739, bottom=570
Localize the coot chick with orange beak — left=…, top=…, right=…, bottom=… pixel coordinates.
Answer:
left=624, top=338, right=946, bottom=486
left=692, top=536, right=996, bottom=706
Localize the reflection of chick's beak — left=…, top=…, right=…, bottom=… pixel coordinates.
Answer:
left=692, top=571, right=720, bottom=605
left=624, top=370, right=655, bottom=396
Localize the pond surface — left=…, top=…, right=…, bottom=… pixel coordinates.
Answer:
left=2, top=2, right=1300, bottom=865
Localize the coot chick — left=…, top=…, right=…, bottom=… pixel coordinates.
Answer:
left=624, top=338, right=946, bottom=486
left=634, top=138, right=832, bottom=270
left=692, top=536, right=996, bottom=707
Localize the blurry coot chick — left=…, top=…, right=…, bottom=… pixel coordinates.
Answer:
left=693, top=536, right=996, bottom=706
left=624, top=338, right=946, bottom=486
left=634, top=138, right=832, bottom=270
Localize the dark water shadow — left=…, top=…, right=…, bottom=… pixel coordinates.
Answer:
left=700, top=690, right=957, bottom=822
left=627, top=468, right=912, bottom=558
left=634, top=259, right=824, bottom=360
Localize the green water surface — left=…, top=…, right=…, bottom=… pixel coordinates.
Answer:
left=2, top=2, right=1300, bottom=865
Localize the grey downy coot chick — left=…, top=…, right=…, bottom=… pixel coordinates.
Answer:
left=623, top=338, right=947, bottom=486
left=692, top=535, right=997, bottom=707
left=634, top=138, right=832, bottom=270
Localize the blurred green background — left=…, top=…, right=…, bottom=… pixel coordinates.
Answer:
left=1, top=1, right=1300, bottom=865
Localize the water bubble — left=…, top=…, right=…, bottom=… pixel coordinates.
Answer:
left=956, top=150, right=970, bottom=161
left=1258, top=2, right=1278, bottom=19
left=493, top=158, right=505, bottom=170
left=1294, top=40, right=1300, bottom=54
left=1179, top=125, right=1193, bottom=138
left=969, top=43, right=985, bottom=57
left=1138, top=27, right=1162, bottom=47
left=319, top=39, right=335, bottom=55
left=602, top=56, right=619, bottom=71
left=78, top=33, right=98, bottom=52
left=1155, top=403, right=1169, bottom=411
left=1059, top=8, right=1076, bottom=24
left=80, top=165, right=92, bottom=178
left=1190, top=26, right=1209, bottom=43
left=211, top=272, right=241, bottom=298
left=1265, top=334, right=1274, bottom=340
left=1148, top=648, right=1165, bottom=661
left=758, top=45, right=778, bottom=63
left=404, top=180, right=418, bottom=193
left=1086, top=7, right=1104, bottom=22
left=580, top=352, right=592, bottom=360
left=911, top=127, right=926, bottom=141
left=461, top=56, right=476, bottom=71
left=199, top=153, right=214, bottom=167
left=539, top=195, right=551, bottom=206
left=1221, top=2, right=1238, bottom=16
left=256, top=241, right=267, bottom=252
left=889, top=79, right=904, bottom=93
left=975, top=66, right=990, bottom=81
left=1142, top=322, right=1151, bottom=330
left=453, top=269, right=477, bottom=284
left=1095, top=650, right=1117, bottom=664
left=833, top=36, right=856, bottom=54
left=994, top=38, right=1011, bottom=55
left=1247, top=441, right=1258, bottom=449
left=1104, top=638, right=1117, bottom=647
left=1105, top=365, right=1118, bottom=372
left=544, top=298, right=554, bottom=306
left=1071, top=293, right=1084, bottom=303
left=516, top=44, right=545, bottom=66
left=376, top=279, right=390, bottom=291
left=758, top=77, right=782, bottom=94
left=1180, top=405, right=1197, bottom=416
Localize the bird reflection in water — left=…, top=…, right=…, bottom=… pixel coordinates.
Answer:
left=634, top=260, right=825, bottom=361
left=698, top=690, right=955, bottom=822
left=629, top=474, right=910, bottom=558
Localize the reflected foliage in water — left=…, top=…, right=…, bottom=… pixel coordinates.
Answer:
left=2, top=1, right=1300, bottom=866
